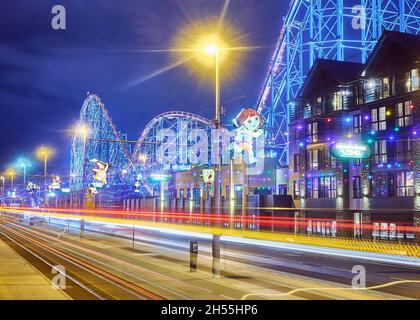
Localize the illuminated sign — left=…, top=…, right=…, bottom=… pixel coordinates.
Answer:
left=149, top=173, right=171, bottom=182
left=330, top=142, right=371, bottom=159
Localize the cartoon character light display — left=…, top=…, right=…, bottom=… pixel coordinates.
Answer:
left=48, top=175, right=61, bottom=190
left=229, top=108, right=264, bottom=164
left=90, top=159, right=109, bottom=185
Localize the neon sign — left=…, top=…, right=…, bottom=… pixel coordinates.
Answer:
left=149, top=173, right=172, bottom=182
left=330, top=142, right=371, bottom=159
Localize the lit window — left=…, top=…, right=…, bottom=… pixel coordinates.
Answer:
left=405, top=69, right=419, bottom=92
left=332, top=92, right=343, bottom=111
left=353, top=114, right=361, bottom=133
left=371, top=107, right=386, bottom=131
left=307, top=149, right=319, bottom=170
left=396, top=171, right=414, bottom=197
left=373, top=140, right=387, bottom=164
left=396, top=100, right=413, bottom=127
left=307, top=122, right=318, bottom=142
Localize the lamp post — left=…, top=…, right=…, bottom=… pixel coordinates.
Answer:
left=20, top=163, right=27, bottom=185
left=1, top=176, right=4, bottom=195
left=204, top=44, right=222, bottom=278
left=42, top=152, right=48, bottom=186
left=7, top=171, right=15, bottom=190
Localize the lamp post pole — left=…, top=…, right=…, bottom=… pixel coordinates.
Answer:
left=214, top=49, right=222, bottom=213
left=1, top=177, right=4, bottom=195
left=211, top=48, right=222, bottom=278
left=43, top=153, right=48, bottom=187
left=21, top=164, right=27, bottom=185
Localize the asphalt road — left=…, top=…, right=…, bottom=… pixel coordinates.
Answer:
left=0, top=216, right=419, bottom=300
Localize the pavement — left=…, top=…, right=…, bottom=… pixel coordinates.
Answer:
left=0, top=237, right=71, bottom=300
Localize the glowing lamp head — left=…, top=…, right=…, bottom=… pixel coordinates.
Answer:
left=204, top=44, right=219, bottom=56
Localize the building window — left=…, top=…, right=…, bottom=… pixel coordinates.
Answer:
left=405, top=68, right=419, bottom=92
left=332, top=92, right=343, bottom=111
left=293, top=180, right=300, bottom=200
left=371, top=173, right=388, bottom=197
left=293, top=154, right=300, bottom=172
left=353, top=114, right=361, bottom=134
left=373, top=140, right=387, bottom=164
left=313, top=97, right=323, bottom=115
left=306, top=178, right=319, bottom=199
left=295, top=127, right=303, bottom=145
left=306, top=177, right=336, bottom=199
left=307, top=149, right=319, bottom=170
left=324, top=151, right=336, bottom=170
left=353, top=176, right=362, bottom=198
left=396, top=100, right=413, bottom=127
left=396, top=171, right=414, bottom=197
left=371, top=107, right=386, bottom=131
left=396, top=138, right=412, bottom=162
left=321, top=176, right=337, bottom=198
left=307, top=122, right=318, bottom=143
left=193, top=188, right=201, bottom=205
left=365, top=78, right=390, bottom=102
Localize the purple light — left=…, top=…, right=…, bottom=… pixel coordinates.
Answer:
left=413, top=131, right=417, bottom=135
left=364, top=115, right=370, bottom=120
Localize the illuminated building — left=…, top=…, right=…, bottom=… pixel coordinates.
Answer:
left=288, top=31, right=420, bottom=242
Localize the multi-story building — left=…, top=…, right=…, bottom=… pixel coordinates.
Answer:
left=289, top=31, right=420, bottom=242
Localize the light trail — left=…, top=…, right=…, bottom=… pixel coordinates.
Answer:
left=241, top=279, right=420, bottom=300
left=2, top=205, right=419, bottom=233
left=2, top=208, right=420, bottom=264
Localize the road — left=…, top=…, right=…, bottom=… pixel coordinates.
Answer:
left=0, top=215, right=419, bottom=300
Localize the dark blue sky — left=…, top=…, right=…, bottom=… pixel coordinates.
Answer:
left=0, top=0, right=287, bottom=178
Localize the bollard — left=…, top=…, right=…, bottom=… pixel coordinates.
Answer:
left=212, top=235, right=221, bottom=278
left=190, top=240, right=198, bottom=272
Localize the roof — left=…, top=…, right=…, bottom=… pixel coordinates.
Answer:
left=299, top=59, right=363, bottom=97
left=361, top=30, right=420, bottom=76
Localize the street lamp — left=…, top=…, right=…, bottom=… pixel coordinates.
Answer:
left=20, top=163, right=27, bottom=185
left=6, top=169, right=16, bottom=190
left=35, top=146, right=55, bottom=187
left=74, top=123, right=90, bottom=190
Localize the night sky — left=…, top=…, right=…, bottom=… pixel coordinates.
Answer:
left=0, top=0, right=287, bottom=179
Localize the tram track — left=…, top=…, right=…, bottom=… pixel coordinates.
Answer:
left=0, top=221, right=165, bottom=300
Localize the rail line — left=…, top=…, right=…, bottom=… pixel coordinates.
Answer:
left=0, top=222, right=164, bottom=300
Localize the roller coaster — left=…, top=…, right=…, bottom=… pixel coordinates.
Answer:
left=70, top=0, right=420, bottom=195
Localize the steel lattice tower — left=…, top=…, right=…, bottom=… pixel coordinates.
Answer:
left=70, top=94, right=134, bottom=191
left=258, top=0, right=420, bottom=165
